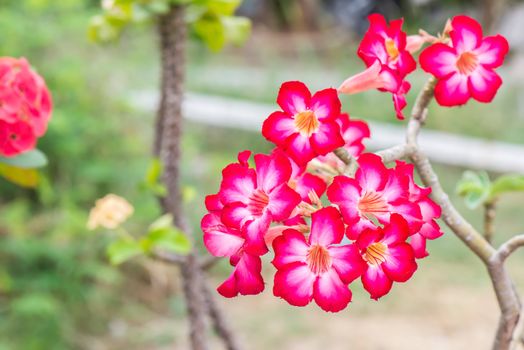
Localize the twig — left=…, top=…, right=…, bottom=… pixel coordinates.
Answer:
left=496, top=235, right=524, bottom=263
left=375, top=144, right=414, bottom=163
left=201, top=256, right=220, bottom=270
left=203, top=281, right=242, bottom=350
left=153, top=250, right=187, bottom=265
left=485, top=201, right=497, bottom=244
left=333, top=148, right=357, bottom=175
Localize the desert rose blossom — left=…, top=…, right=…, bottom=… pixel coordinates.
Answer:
left=0, top=57, right=52, bottom=157
left=201, top=196, right=264, bottom=297
left=312, top=113, right=370, bottom=174
left=357, top=214, right=417, bottom=299
left=419, top=15, right=509, bottom=106
left=327, top=153, right=422, bottom=239
left=272, top=207, right=366, bottom=312
left=339, top=14, right=416, bottom=119
left=396, top=162, right=443, bottom=258
left=218, top=151, right=301, bottom=255
left=87, top=194, right=134, bottom=230
left=262, top=81, right=345, bottom=165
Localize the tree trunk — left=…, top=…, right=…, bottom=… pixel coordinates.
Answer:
left=156, top=6, right=209, bottom=350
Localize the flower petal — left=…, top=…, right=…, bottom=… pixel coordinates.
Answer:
left=382, top=243, right=417, bottom=282
left=310, top=121, right=345, bottom=156
left=310, top=88, right=341, bottom=121
left=277, top=81, right=311, bottom=115
left=220, top=163, right=257, bottom=204
left=262, top=111, right=296, bottom=144
left=361, top=264, right=393, bottom=300
left=468, top=66, right=503, bottom=103
left=284, top=132, right=316, bottom=165
left=328, top=244, right=367, bottom=284
left=273, top=262, right=315, bottom=307
left=313, top=269, right=352, bottom=312
left=202, top=213, right=244, bottom=257
left=475, top=35, right=509, bottom=68
left=419, top=43, right=458, bottom=78
left=434, top=72, right=470, bottom=106
left=254, top=152, right=292, bottom=193
left=272, top=229, right=309, bottom=268
left=243, top=212, right=271, bottom=255
left=267, top=183, right=301, bottom=222
left=450, top=15, right=483, bottom=52
left=356, top=153, right=389, bottom=192
left=309, top=206, right=345, bottom=246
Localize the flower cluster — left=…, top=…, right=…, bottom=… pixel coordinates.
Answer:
left=202, top=80, right=443, bottom=311
left=0, top=57, right=52, bottom=157
left=202, top=14, right=508, bottom=312
left=420, top=15, right=509, bottom=106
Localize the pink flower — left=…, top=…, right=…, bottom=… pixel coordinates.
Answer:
left=0, top=57, right=52, bottom=157
left=218, top=151, right=301, bottom=255
left=272, top=207, right=366, bottom=312
left=396, top=162, right=443, bottom=258
left=419, top=15, right=509, bottom=106
left=327, top=153, right=422, bottom=239
left=312, top=113, right=370, bottom=174
left=202, top=195, right=265, bottom=297
left=357, top=214, right=417, bottom=300
left=262, top=81, right=345, bottom=165
left=0, top=119, right=37, bottom=157
left=339, top=14, right=416, bottom=120
left=358, top=14, right=416, bottom=78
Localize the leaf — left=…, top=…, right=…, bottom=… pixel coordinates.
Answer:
left=0, top=149, right=48, bottom=168
left=221, top=15, right=251, bottom=45
left=140, top=158, right=167, bottom=196
left=456, top=170, right=491, bottom=209
left=490, top=175, right=524, bottom=198
left=193, top=15, right=225, bottom=52
left=0, top=164, right=39, bottom=188
left=143, top=214, right=191, bottom=254
left=106, top=238, right=143, bottom=265
left=205, top=0, right=242, bottom=16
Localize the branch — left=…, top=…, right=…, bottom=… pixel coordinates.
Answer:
left=333, top=147, right=357, bottom=175
left=153, top=250, right=187, bottom=265
left=406, top=77, right=521, bottom=350
left=375, top=144, right=414, bottom=163
left=484, top=201, right=497, bottom=244
left=496, top=235, right=524, bottom=262
left=202, top=281, right=242, bottom=350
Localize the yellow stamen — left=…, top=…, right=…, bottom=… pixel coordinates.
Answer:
left=307, top=245, right=332, bottom=274
left=456, top=52, right=478, bottom=75
left=365, top=242, right=388, bottom=265
left=294, top=110, right=319, bottom=136
left=385, top=38, right=400, bottom=60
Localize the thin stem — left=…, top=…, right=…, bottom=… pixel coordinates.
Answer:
left=484, top=201, right=497, bottom=244
left=203, top=281, right=242, bottom=350
left=496, top=235, right=524, bottom=262
left=333, top=148, right=357, bottom=175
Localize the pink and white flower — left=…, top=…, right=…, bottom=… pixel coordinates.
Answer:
left=327, top=153, right=422, bottom=239
left=272, top=207, right=366, bottom=312
left=219, top=151, right=301, bottom=255
left=0, top=57, right=52, bottom=157
left=339, top=14, right=416, bottom=119
left=419, top=15, right=509, bottom=106
left=357, top=214, right=418, bottom=299
left=202, top=194, right=265, bottom=297
left=262, top=81, right=345, bottom=165
left=311, top=113, right=370, bottom=176
left=396, top=162, right=443, bottom=258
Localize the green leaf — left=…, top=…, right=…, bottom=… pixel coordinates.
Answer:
left=0, top=164, right=39, bottom=188
left=456, top=170, right=491, bottom=209
left=140, top=158, right=167, bottom=196
left=221, top=15, right=250, bottom=46
left=0, top=149, right=48, bottom=168
left=88, top=15, right=121, bottom=43
left=143, top=214, right=191, bottom=254
left=205, top=0, right=241, bottom=16
left=490, top=175, right=524, bottom=198
left=193, top=15, right=225, bottom=52
left=106, top=238, right=143, bottom=265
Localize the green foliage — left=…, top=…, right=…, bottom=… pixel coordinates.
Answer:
left=140, top=158, right=167, bottom=196
left=105, top=214, right=191, bottom=265
left=457, top=171, right=524, bottom=209
left=89, top=0, right=251, bottom=52
left=0, top=150, right=48, bottom=188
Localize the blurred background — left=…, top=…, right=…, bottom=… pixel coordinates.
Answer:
left=1, top=0, right=524, bottom=349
